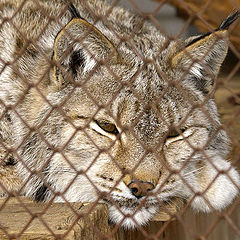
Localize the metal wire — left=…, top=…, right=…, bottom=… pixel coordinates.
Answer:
left=0, top=0, right=239, bottom=239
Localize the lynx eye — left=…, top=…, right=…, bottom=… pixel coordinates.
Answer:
left=167, top=128, right=186, bottom=139
left=96, top=121, right=119, bottom=135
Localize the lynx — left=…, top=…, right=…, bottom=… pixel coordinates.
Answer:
left=0, top=0, right=239, bottom=229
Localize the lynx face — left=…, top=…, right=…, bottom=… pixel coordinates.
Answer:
left=0, top=0, right=239, bottom=229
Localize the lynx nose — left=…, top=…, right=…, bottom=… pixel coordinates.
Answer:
left=128, top=180, right=154, bottom=199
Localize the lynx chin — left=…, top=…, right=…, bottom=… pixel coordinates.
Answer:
left=0, top=0, right=239, bottom=229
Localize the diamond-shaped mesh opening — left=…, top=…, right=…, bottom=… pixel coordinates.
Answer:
left=0, top=0, right=239, bottom=239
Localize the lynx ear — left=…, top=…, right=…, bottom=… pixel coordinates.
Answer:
left=51, top=18, right=118, bottom=88
left=172, top=30, right=228, bottom=93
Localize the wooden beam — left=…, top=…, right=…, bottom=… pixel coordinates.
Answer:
left=0, top=197, right=184, bottom=240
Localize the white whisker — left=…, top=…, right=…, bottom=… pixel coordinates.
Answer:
left=180, top=167, right=204, bottom=178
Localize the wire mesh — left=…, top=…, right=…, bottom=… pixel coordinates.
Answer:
left=0, top=0, right=239, bottom=239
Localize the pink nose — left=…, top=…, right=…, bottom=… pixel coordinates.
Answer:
left=128, top=180, right=154, bottom=199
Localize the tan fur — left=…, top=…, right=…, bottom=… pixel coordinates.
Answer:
left=0, top=0, right=239, bottom=229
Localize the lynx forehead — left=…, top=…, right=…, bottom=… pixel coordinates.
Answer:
left=0, top=0, right=239, bottom=229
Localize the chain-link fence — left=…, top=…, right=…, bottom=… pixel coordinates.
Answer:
left=0, top=0, right=239, bottom=239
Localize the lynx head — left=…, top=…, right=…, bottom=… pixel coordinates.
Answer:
left=23, top=9, right=239, bottom=229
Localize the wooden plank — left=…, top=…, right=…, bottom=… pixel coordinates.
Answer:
left=0, top=197, right=184, bottom=240
left=0, top=197, right=111, bottom=240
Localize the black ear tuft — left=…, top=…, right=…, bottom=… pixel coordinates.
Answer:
left=69, top=3, right=83, bottom=20
left=217, top=10, right=240, bottom=31
left=186, top=11, right=239, bottom=48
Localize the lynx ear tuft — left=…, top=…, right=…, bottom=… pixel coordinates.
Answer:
left=217, top=10, right=240, bottom=31
left=51, top=18, right=118, bottom=88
